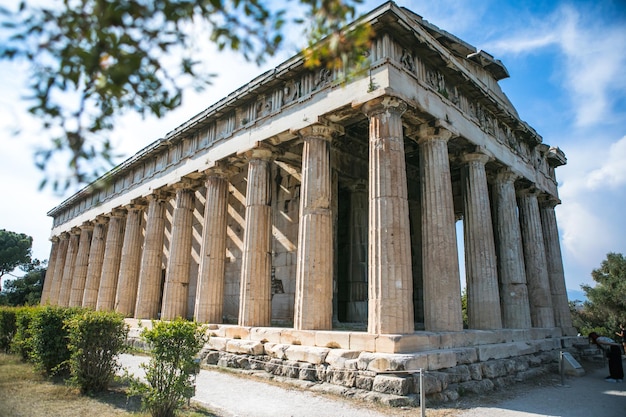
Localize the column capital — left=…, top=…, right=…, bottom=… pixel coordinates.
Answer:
left=171, top=177, right=202, bottom=191
left=361, top=96, right=407, bottom=118
left=70, top=226, right=82, bottom=235
left=516, top=184, right=540, bottom=198
left=201, top=160, right=240, bottom=179
left=146, top=189, right=172, bottom=202
left=294, top=123, right=343, bottom=141
left=108, top=207, right=127, bottom=218
left=462, top=152, right=491, bottom=165
left=80, top=221, right=94, bottom=232
left=239, top=143, right=276, bottom=161
left=124, top=200, right=147, bottom=211
left=50, top=235, right=60, bottom=243
left=495, top=168, right=519, bottom=184
left=416, top=120, right=457, bottom=144
left=59, top=231, right=70, bottom=240
left=539, top=194, right=561, bottom=208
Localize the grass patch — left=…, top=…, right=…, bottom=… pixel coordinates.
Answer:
left=0, top=353, right=217, bottom=417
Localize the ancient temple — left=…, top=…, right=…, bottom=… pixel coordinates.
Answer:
left=40, top=2, right=579, bottom=401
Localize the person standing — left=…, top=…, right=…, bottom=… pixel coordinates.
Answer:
left=589, top=332, right=624, bottom=382
left=615, top=324, right=626, bottom=355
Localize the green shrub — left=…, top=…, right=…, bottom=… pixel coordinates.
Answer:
left=66, top=310, right=128, bottom=393
left=0, top=307, right=17, bottom=352
left=131, top=319, right=207, bottom=417
left=11, top=306, right=38, bottom=360
left=30, top=306, right=83, bottom=375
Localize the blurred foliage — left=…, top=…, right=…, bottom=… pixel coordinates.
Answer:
left=0, top=0, right=370, bottom=192
left=569, top=252, right=626, bottom=338
left=0, top=262, right=46, bottom=306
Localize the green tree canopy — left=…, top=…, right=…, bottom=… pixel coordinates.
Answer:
left=0, top=0, right=370, bottom=191
left=0, top=261, right=46, bottom=306
left=573, top=252, right=626, bottom=336
left=0, top=230, right=33, bottom=290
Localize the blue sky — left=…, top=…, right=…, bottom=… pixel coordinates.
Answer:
left=1, top=0, right=625, bottom=301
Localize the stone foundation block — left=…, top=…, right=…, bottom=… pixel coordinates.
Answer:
left=331, top=369, right=357, bottom=387
left=452, top=347, right=478, bottom=364
left=372, top=374, right=413, bottom=395
left=356, top=374, right=374, bottom=391
left=427, top=350, right=457, bottom=370
left=357, top=352, right=428, bottom=372
left=299, top=363, right=317, bottom=381
left=226, top=339, right=264, bottom=355
left=443, top=365, right=470, bottom=383
left=469, top=363, right=482, bottom=380
left=348, top=332, right=377, bottom=352
left=285, top=345, right=330, bottom=364
left=282, top=360, right=301, bottom=378
left=375, top=333, right=434, bottom=353
left=316, top=331, right=350, bottom=349
left=249, top=327, right=282, bottom=344
left=458, top=378, right=494, bottom=395
left=478, top=342, right=535, bottom=361
left=481, top=360, right=507, bottom=378
left=224, top=326, right=251, bottom=340
left=264, top=343, right=289, bottom=359
left=325, top=349, right=361, bottom=369
left=415, top=371, right=445, bottom=394
left=281, top=329, right=316, bottom=346
left=208, top=337, right=228, bottom=351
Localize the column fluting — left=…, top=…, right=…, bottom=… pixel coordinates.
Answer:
left=363, top=97, right=414, bottom=335
left=462, top=153, right=502, bottom=329
left=40, top=237, right=59, bottom=305
left=161, top=184, right=196, bottom=320
left=418, top=124, right=463, bottom=332
left=82, top=217, right=108, bottom=308
left=194, top=171, right=230, bottom=323
left=115, top=203, right=146, bottom=317
left=492, top=170, right=531, bottom=328
left=518, top=188, right=555, bottom=328
left=239, top=148, right=273, bottom=327
left=540, top=197, right=575, bottom=334
left=96, top=209, right=127, bottom=311
left=48, top=233, right=69, bottom=305
left=68, top=223, right=93, bottom=306
left=58, top=228, right=80, bottom=306
left=135, top=192, right=169, bottom=319
left=294, top=125, right=334, bottom=330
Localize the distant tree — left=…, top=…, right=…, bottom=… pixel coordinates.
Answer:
left=0, top=262, right=46, bottom=306
left=574, top=252, right=626, bottom=336
left=0, top=0, right=371, bottom=191
left=0, top=230, right=33, bottom=292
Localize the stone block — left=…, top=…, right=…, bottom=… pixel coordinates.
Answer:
left=444, top=365, right=471, bottom=383
left=264, top=343, right=289, bottom=359
left=452, top=347, right=478, bottom=364
left=481, top=360, right=508, bottom=378
left=316, top=330, right=351, bottom=349
left=469, top=363, right=482, bottom=380
left=249, top=327, right=282, bottom=344
left=415, top=371, right=445, bottom=394
left=355, top=374, right=374, bottom=391
left=427, top=350, right=457, bottom=370
left=458, top=379, right=494, bottom=395
left=375, top=333, right=435, bottom=353
left=477, top=342, right=535, bottom=361
left=208, top=336, right=228, bottom=351
left=331, top=369, right=357, bottom=387
left=372, top=374, right=413, bottom=396
left=224, top=325, right=251, bottom=340
left=325, top=349, right=361, bottom=369
left=298, top=363, right=317, bottom=381
left=357, top=352, right=428, bottom=372
left=225, top=339, right=264, bottom=355
left=285, top=345, right=330, bottom=364
left=280, top=329, right=316, bottom=346
left=348, top=332, right=377, bottom=352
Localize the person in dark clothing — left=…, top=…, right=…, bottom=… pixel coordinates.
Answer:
left=615, top=324, right=626, bottom=355
left=589, top=332, right=624, bottom=382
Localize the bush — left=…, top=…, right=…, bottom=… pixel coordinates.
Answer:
left=30, top=306, right=83, bottom=375
left=66, top=310, right=128, bottom=393
left=0, top=306, right=17, bottom=352
left=11, top=306, right=37, bottom=360
left=131, top=319, right=207, bottom=417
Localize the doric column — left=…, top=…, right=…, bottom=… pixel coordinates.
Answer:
left=238, top=148, right=273, bottom=327
left=68, top=223, right=93, bottom=306
left=492, top=170, right=531, bottom=328
left=48, top=232, right=69, bottom=305
left=161, top=182, right=196, bottom=320
left=82, top=216, right=108, bottom=308
left=294, top=125, right=334, bottom=330
left=462, top=153, right=502, bottom=329
left=540, top=196, right=575, bottom=334
left=135, top=192, right=169, bottom=319
left=58, top=228, right=81, bottom=306
left=115, top=203, right=146, bottom=317
left=362, top=97, right=414, bottom=335
left=518, top=188, right=555, bottom=328
left=96, top=209, right=127, bottom=311
left=194, top=169, right=230, bottom=323
left=418, top=124, right=463, bottom=332
left=40, top=237, right=59, bottom=305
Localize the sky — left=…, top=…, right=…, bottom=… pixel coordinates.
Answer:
left=1, top=0, right=625, bottom=301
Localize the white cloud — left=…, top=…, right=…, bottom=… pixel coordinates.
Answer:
left=485, top=4, right=626, bottom=127
left=584, top=136, right=626, bottom=190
